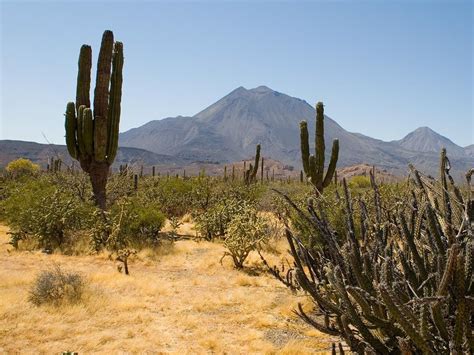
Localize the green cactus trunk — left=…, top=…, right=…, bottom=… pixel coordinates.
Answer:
left=300, top=101, right=339, bottom=194
left=65, top=30, right=124, bottom=210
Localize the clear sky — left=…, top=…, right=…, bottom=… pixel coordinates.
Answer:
left=1, top=0, right=472, bottom=147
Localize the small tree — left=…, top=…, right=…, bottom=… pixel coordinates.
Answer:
left=222, top=203, right=268, bottom=268
left=65, top=30, right=124, bottom=210
left=6, top=158, right=39, bottom=178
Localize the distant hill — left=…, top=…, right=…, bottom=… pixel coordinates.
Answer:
left=0, top=140, right=184, bottom=170
left=120, top=86, right=473, bottom=178
left=394, top=127, right=466, bottom=157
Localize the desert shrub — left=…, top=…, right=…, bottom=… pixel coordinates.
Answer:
left=222, top=202, right=269, bottom=268
left=1, top=177, right=93, bottom=249
left=29, top=265, right=84, bottom=306
left=124, top=200, right=166, bottom=246
left=269, top=154, right=473, bottom=353
left=193, top=182, right=264, bottom=240
left=348, top=175, right=371, bottom=189
left=89, top=197, right=166, bottom=251
left=5, top=158, right=39, bottom=178
left=138, top=177, right=194, bottom=218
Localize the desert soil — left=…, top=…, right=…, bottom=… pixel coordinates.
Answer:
left=0, top=223, right=336, bottom=354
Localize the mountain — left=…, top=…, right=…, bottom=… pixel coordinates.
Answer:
left=0, top=140, right=183, bottom=169
left=465, top=144, right=474, bottom=158
left=395, top=127, right=466, bottom=157
left=120, top=86, right=473, bottom=178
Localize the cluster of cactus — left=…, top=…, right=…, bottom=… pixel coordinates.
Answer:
left=244, top=144, right=261, bottom=185
left=46, top=157, right=62, bottom=173
left=300, top=102, right=339, bottom=193
left=271, top=149, right=473, bottom=353
left=65, top=30, right=123, bottom=209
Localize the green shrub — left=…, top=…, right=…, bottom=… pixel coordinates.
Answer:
left=222, top=203, right=269, bottom=268
left=348, top=175, right=371, bottom=189
left=1, top=177, right=93, bottom=249
left=5, top=158, right=39, bottom=178
left=29, top=265, right=84, bottom=306
left=90, top=197, right=166, bottom=251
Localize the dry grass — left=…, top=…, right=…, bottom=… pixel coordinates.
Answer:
left=0, top=223, right=335, bottom=353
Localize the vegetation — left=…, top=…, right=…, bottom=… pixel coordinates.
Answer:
left=222, top=201, right=269, bottom=268
left=300, top=102, right=339, bottom=193
left=244, top=144, right=261, bottom=185
left=268, top=116, right=473, bottom=352
left=29, top=265, right=84, bottom=306
left=65, top=30, right=124, bottom=209
left=5, top=158, right=39, bottom=178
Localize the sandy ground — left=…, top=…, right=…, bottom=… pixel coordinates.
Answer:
left=0, top=223, right=335, bottom=354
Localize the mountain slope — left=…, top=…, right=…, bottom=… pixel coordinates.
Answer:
left=395, top=127, right=466, bottom=157
left=0, top=140, right=183, bottom=169
left=119, top=86, right=473, bottom=177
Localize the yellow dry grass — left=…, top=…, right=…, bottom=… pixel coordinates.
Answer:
left=0, top=223, right=336, bottom=354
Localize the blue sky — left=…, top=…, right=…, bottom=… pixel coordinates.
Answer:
left=1, top=1, right=472, bottom=146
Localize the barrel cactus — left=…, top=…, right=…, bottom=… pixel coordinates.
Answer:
left=300, top=102, right=339, bottom=193
left=65, top=30, right=123, bottom=209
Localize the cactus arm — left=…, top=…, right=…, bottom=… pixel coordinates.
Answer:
left=76, top=105, right=86, bottom=157
left=300, top=121, right=310, bottom=175
left=251, top=144, right=261, bottom=180
left=76, top=45, right=91, bottom=113
left=379, top=285, right=431, bottom=353
left=106, top=41, right=123, bottom=164
left=94, top=116, right=108, bottom=162
left=82, top=108, right=94, bottom=156
left=308, top=155, right=317, bottom=184
left=314, top=102, right=325, bottom=190
left=65, top=102, right=78, bottom=159
left=93, top=30, right=114, bottom=120
left=323, top=139, right=339, bottom=188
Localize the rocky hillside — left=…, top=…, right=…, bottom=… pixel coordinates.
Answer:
left=120, top=86, right=473, bottom=178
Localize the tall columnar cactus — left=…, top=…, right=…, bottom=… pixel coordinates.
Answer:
left=65, top=30, right=123, bottom=209
left=300, top=102, right=339, bottom=193
left=244, top=144, right=261, bottom=185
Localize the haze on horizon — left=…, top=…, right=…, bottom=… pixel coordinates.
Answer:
left=0, top=1, right=472, bottom=147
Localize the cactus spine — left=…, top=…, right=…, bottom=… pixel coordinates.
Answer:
left=65, top=30, right=123, bottom=209
left=300, top=102, right=339, bottom=193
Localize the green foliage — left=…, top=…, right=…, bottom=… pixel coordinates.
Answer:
left=5, top=158, right=39, bottom=178
left=270, top=153, right=473, bottom=353
left=29, top=265, right=84, bottom=306
left=89, top=197, right=166, bottom=252
left=193, top=183, right=263, bottom=240
left=223, top=202, right=269, bottom=268
left=300, top=102, right=339, bottom=193
left=1, top=176, right=93, bottom=249
left=348, top=175, right=371, bottom=189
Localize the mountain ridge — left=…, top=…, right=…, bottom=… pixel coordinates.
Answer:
left=119, top=86, right=473, bottom=177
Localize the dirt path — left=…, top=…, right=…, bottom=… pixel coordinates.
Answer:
left=0, top=224, right=335, bottom=353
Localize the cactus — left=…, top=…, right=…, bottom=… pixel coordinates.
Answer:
left=300, top=102, right=339, bottom=193
left=64, top=30, right=123, bottom=209
left=244, top=144, right=261, bottom=185
left=265, top=149, right=473, bottom=353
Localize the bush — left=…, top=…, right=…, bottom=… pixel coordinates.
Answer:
left=5, top=158, right=39, bottom=178
left=1, top=177, right=93, bottom=249
left=222, top=203, right=269, bottom=268
left=348, top=175, right=371, bottom=189
left=29, top=265, right=84, bottom=306
left=270, top=156, right=473, bottom=353
left=193, top=183, right=263, bottom=240
left=90, top=197, right=166, bottom=251
left=124, top=201, right=166, bottom=246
